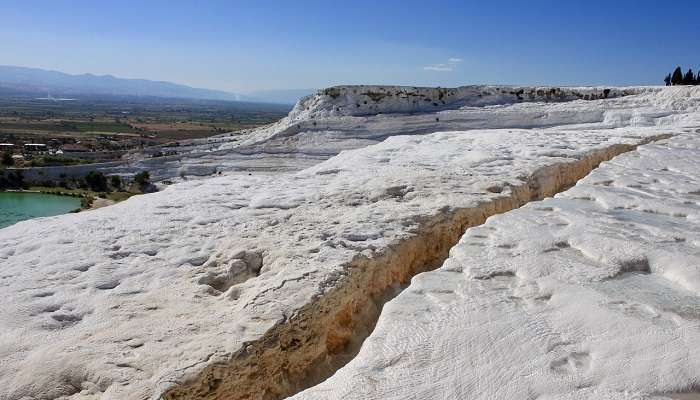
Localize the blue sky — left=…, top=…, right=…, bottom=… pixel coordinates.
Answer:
left=1, top=0, right=698, bottom=92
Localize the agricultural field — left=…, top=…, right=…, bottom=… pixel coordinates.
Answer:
left=0, top=95, right=290, bottom=162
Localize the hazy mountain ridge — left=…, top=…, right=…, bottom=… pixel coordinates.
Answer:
left=0, top=65, right=242, bottom=100
left=0, top=65, right=310, bottom=103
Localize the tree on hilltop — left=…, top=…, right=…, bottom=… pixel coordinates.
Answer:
left=671, top=66, right=684, bottom=85
left=683, top=69, right=695, bottom=85
left=665, top=66, right=700, bottom=86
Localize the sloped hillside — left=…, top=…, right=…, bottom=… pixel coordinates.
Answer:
left=0, top=86, right=698, bottom=400
left=118, top=85, right=657, bottom=180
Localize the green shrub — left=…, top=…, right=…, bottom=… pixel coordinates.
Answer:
left=85, top=171, right=108, bottom=192
left=110, top=175, right=122, bottom=189
left=134, top=171, right=150, bottom=186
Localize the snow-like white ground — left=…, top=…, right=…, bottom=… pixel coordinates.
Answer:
left=119, top=85, right=666, bottom=181
left=0, top=86, right=699, bottom=399
left=295, top=133, right=700, bottom=400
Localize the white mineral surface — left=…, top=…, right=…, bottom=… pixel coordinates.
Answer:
left=294, top=133, right=700, bottom=400
left=118, top=85, right=667, bottom=180
left=0, top=86, right=699, bottom=399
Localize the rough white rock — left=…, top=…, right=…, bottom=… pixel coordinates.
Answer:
left=0, top=86, right=699, bottom=399
left=294, top=133, right=700, bottom=400
left=288, top=85, right=644, bottom=119
left=90, top=85, right=687, bottom=181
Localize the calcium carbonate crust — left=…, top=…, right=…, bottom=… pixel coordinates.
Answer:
left=0, top=86, right=698, bottom=400
left=294, top=133, right=700, bottom=400
left=31, top=85, right=662, bottom=182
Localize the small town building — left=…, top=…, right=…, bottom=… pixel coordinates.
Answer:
left=23, top=143, right=47, bottom=153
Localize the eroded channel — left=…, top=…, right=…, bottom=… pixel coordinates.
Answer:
left=162, top=135, right=671, bottom=400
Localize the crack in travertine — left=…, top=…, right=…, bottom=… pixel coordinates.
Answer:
left=292, top=133, right=700, bottom=400
left=161, top=136, right=670, bottom=400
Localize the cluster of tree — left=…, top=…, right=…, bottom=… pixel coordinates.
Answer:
left=0, top=166, right=151, bottom=193
left=0, top=170, right=26, bottom=190
left=84, top=171, right=109, bottom=192
left=664, top=67, right=700, bottom=86
left=83, top=171, right=148, bottom=192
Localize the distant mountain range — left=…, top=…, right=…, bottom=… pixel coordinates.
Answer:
left=0, top=65, right=314, bottom=104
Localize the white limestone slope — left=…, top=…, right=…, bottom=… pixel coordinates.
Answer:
left=294, top=133, right=700, bottom=400
left=0, top=86, right=699, bottom=400
left=127, top=85, right=673, bottom=181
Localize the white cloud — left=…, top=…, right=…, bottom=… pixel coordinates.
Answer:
left=424, top=57, right=462, bottom=72
left=424, top=63, right=453, bottom=71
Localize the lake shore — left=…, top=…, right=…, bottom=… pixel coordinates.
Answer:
left=0, top=191, right=82, bottom=229
left=1, top=186, right=136, bottom=212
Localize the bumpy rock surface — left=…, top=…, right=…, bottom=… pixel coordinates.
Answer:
left=294, top=133, right=700, bottom=400
left=0, top=86, right=699, bottom=400
left=288, top=85, right=641, bottom=118
left=39, top=85, right=660, bottom=182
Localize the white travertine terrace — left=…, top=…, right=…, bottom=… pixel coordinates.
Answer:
left=113, top=85, right=659, bottom=180
left=295, top=133, right=700, bottom=400
left=0, top=86, right=698, bottom=400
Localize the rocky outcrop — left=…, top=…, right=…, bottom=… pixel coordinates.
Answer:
left=288, top=85, right=649, bottom=119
